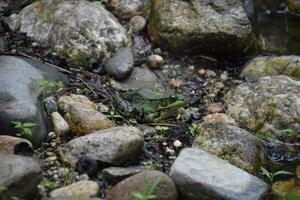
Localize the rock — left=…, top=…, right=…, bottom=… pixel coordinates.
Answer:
left=147, top=55, right=164, bottom=69
left=0, top=37, right=7, bottom=53
left=102, top=166, right=145, bottom=183
left=0, top=56, right=66, bottom=146
left=64, top=126, right=144, bottom=166
left=203, top=113, right=238, bottom=126
left=0, top=154, right=42, bottom=199
left=241, top=56, right=300, bottom=81
left=110, top=66, right=159, bottom=91
left=287, top=0, right=300, bottom=13
left=58, top=94, right=113, bottom=136
left=129, top=15, right=147, bottom=33
left=272, top=178, right=300, bottom=198
left=107, top=0, right=144, bottom=20
left=2, top=0, right=34, bottom=15
left=51, top=112, right=70, bottom=137
left=6, top=0, right=128, bottom=68
left=148, top=0, right=258, bottom=57
left=193, top=122, right=266, bottom=173
left=226, top=76, right=300, bottom=143
left=173, top=140, right=182, bottom=148
left=106, top=170, right=178, bottom=200
left=49, top=180, right=100, bottom=199
left=170, top=148, right=270, bottom=200
left=43, top=96, right=58, bottom=116
left=0, top=135, right=32, bottom=155
left=207, top=102, right=224, bottom=113
left=104, top=47, right=134, bottom=81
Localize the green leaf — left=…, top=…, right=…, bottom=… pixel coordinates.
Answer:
left=148, top=178, right=160, bottom=195
left=273, top=170, right=293, bottom=177
left=132, top=192, right=144, bottom=200
left=22, top=122, right=37, bottom=128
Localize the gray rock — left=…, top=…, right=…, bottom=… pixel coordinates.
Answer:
left=0, top=37, right=7, bottom=53
left=102, top=166, right=145, bottom=183
left=108, top=0, right=144, bottom=20
left=129, top=15, right=147, bottom=33
left=43, top=96, right=58, bottom=116
left=147, top=55, right=164, bottom=69
left=64, top=126, right=144, bottom=166
left=0, top=56, right=66, bottom=146
left=2, top=0, right=34, bottom=14
left=6, top=0, right=129, bottom=68
left=170, top=148, right=270, bottom=200
left=0, top=135, right=32, bottom=155
left=0, top=154, right=42, bottom=199
left=104, top=47, right=134, bottom=81
left=226, top=75, right=300, bottom=143
left=193, top=122, right=266, bottom=173
left=241, top=56, right=300, bottom=81
left=148, top=0, right=258, bottom=57
left=106, top=170, right=178, bottom=200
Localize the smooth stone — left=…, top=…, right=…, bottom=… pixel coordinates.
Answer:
left=0, top=135, right=32, bottom=155
left=241, top=56, right=300, bottom=81
left=129, top=15, right=147, bottom=33
left=147, top=55, right=164, bottom=69
left=272, top=178, right=300, bottom=198
left=58, top=94, right=113, bottom=136
left=0, top=56, right=66, bottom=146
left=193, top=122, right=266, bottom=173
left=102, top=166, right=145, bottom=183
left=226, top=76, right=300, bottom=143
left=104, top=47, right=134, bottom=81
left=64, top=126, right=144, bottom=166
left=43, top=96, right=58, bottom=116
left=106, top=170, right=178, bottom=200
left=107, top=0, right=144, bottom=20
left=49, top=180, right=100, bottom=199
left=6, top=0, right=128, bottom=68
left=0, top=154, right=42, bottom=199
left=51, top=112, right=70, bottom=137
left=207, top=102, right=224, bottom=113
left=170, top=148, right=270, bottom=200
left=148, top=0, right=258, bottom=57
left=203, top=113, right=238, bottom=126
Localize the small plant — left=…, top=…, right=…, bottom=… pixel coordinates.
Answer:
left=38, top=179, right=58, bottom=191
left=132, top=172, right=161, bottom=200
left=95, top=0, right=108, bottom=5
left=150, top=126, right=169, bottom=143
left=37, top=79, right=64, bottom=95
left=260, top=167, right=293, bottom=184
left=12, top=121, right=37, bottom=138
left=188, top=123, right=200, bottom=138
left=108, top=111, right=123, bottom=122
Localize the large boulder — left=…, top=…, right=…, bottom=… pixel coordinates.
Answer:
left=106, top=170, right=178, bottom=200
left=148, top=0, right=258, bottom=57
left=0, top=154, right=42, bottom=199
left=193, top=122, right=266, bottom=173
left=0, top=56, right=66, bottom=146
left=226, top=76, right=300, bottom=143
left=6, top=0, right=129, bottom=68
left=170, top=148, right=270, bottom=200
left=241, top=56, right=300, bottom=81
left=64, top=126, right=144, bottom=166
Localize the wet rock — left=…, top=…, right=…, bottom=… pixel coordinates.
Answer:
left=147, top=55, right=164, bottom=69
left=43, top=96, right=58, bottom=116
left=226, top=76, right=300, bottom=143
left=75, top=156, right=98, bottom=177
left=148, top=0, right=258, bottom=57
left=104, top=47, right=134, bottom=81
left=272, top=178, right=300, bottom=198
left=107, top=0, right=144, bottom=20
left=129, top=15, right=147, bottom=33
left=207, top=102, right=224, bottom=113
left=106, top=170, right=178, bottom=200
left=51, top=112, right=70, bottom=137
left=193, top=122, right=266, bottom=173
left=49, top=180, right=100, bottom=199
left=0, top=56, right=66, bottom=146
left=241, top=56, right=300, bottom=81
left=58, top=94, right=113, bottom=136
left=64, top=126, right=144, bottom=166
left=170, top=148, right=270, bottom=200
left=102, top=166, right=145, bottom=183
left=0, top=135, right=32, bottom=155
left=6, top=0, right=128, bottom=68
left=0, top=154, right=42, bottom=199
left=203, top=113, right=238, bottom=126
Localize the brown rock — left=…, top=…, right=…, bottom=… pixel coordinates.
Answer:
left=106, top=171, right=178, bottom=200
left=272, top=178, right=300, bottom=198
left=51, top=112, right=70, bottom=137
left=207, top=102, right=224, bottom=113
left=58, top=94, right=113, bottom=136
left=203, top=113, right=238, bottom=126
left=0, top=135, right=32, bottom=155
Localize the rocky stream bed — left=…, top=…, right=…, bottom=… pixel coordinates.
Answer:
left=0, top=0, right=299, bottom=200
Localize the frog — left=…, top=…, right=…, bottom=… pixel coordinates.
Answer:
left=113, top=86, right=188, bottom=122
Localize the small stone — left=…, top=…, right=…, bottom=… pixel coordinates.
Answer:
left=48, top=132, right=57, bottom=139
left=173, top=140, right=182, bottom=148
left=147, top=55, right=164, bottom=69
left=102, top=166, right=145, bottom=183
left=97, top=102, right=109, bottom=113
left=207, top=102, right=224, bottom=113
left=51, top=112, right=70, bottom=137
left=129, top=15, right=147, bottom=33
left=206, top=70, right=216, bottom=78
left=58, top=168, right=69, bottom=178
left=166, top=147, right=175, bottom=156
left=50, top=180, right=100, bottom=199
left=203, top=113, right=238, bottom=126
left=272, top=178, right=300, bottom=198
left=197, top=68, right=206, bottom=76
left=77, top=174, right=90, bottom=181
left=43, top=96, right=58, bottom=116
left=108, top=0, right=144, bottom=20
left=170, top=79, right=182, bottom=90
left=31, top=42, right=38, bottom=47
left=220, top=71, right=229, bottom=80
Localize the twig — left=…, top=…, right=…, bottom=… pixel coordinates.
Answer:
left=78, top=77, right=98, bottom=97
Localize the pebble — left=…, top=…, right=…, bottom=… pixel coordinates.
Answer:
left=206, top=69, right=216, bottom=78
left=197, top=68, right=206, bottom=76
left=207, top=102, right=224, bottom=113
left=129, top=15, right=147, bottom=33
left=51, top=112, right=70, bottom=137
left=173, top=140, right=182, bottom=148
left=170, top=79, right=182, bottom=90
left=48, top=132, right=56, bottom=139
left=147, top=55, right=164, bottom=69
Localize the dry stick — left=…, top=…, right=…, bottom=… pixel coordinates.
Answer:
left=78, top=77, right=98, bottom=97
